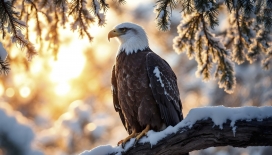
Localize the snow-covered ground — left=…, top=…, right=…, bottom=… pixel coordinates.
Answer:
left=79, top=106, right=272, bottom=155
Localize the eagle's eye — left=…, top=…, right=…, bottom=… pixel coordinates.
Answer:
left=119, top=28, right=127, bottom=32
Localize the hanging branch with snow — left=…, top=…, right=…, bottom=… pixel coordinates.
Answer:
left=0, top=0, right=110, bottom=70
left=0, top=0, right=37, bottom=59
left=0, top=43, right=9, bottom=75
left=0, top=0, right=34, bottom=73
left=153, top=0, right=272, bottom=93
left=70, top=0, right=97, bottom=41
left=79, top=106, right=272, bottom=155
left=154, top=0, right=176, bottom=31
left=1, top=0, right=271, bottom=79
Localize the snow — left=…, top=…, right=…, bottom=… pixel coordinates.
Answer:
left=91, top=0, right=106, bottom=26
left=153, top=3, right=171, bottom=31
left=195, top=29, right=204, bottom=40
left=79, top=139, right=136, bottom=155
left=71, top=20, right=79, bottom=31
left=69, top=100, right=92, bottom=122
left=0, top=106, right=43, bottom=155
left=37, top=100, right=93, bottom=146
left=37, top=128, right=60, bottom=145
left=158, top=10, right=164, bottom=19
left=93, top=0, right=100, bottom=14
left=153, top=66, right=164, bottom=87
left=215, top=150, right=229, bottom=155
left=57, top=100, right=92, bottom=134
left=98, top=13, right=106, bottom=25
left=205, top=2, right=213, bottom=12
left=140, top=106, right=272, bottom=145
left=79, top=106, right=272, bottom=155
left=37, top=100, right=113, bottom=153
left=79, top=145, right=120, bottom=155
left=0, top=42, right=8, bottom=61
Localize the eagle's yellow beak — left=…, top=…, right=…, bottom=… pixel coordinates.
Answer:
left=108, top=29, right=121, bottom=42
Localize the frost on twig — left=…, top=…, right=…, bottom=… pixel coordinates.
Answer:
left=172, top=0, right=272, bottom=93
left=0, top=0, right=37, bottom=67
left=154, top=0, right=178, bottom=31
left=0, top=43, right=9, bottom=75
left=0, top=0, right=110, bottom=67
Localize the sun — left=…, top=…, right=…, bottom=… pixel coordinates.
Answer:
left=49, top=37, right=88, bottom=95
left=49, top=42, right=86, bottom=83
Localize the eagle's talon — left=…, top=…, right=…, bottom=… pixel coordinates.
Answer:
left=133, top=139, right=138, bottom=147
left=118, top=129, right=136, bottom=148
left=121, top=142, right=126, bottom=149
left=117, top=140, right=126, bottom=148
left=117, top=140, right=123, bottom=146
left=136, top=125, right=150, bottom=140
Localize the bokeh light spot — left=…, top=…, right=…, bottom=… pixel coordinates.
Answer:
left=86, top=123, right=97, bottom=132
left=6, top=88, right=15, bottom=97
left=0, top=84, right=4, bottom=96
left=20, top=86, right=31, bottom=98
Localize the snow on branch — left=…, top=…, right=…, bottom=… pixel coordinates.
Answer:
left=172, top=0, right=272, bottom=93
left=154, top=0, right=175, bottom=31
left=79, top=106, right=272, bottom=155
left=69, top=0, right=108, bottom=41
left=0, top=0, right=110, bottom=67
left=0, top=0, right=37, bottom=61
left=0, top=42, right=10, bottom=75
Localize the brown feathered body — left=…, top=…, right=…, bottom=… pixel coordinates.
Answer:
left=111, top=48, right=183, bottom=134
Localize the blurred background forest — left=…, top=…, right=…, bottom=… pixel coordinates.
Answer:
left=0, top=0, right=272, bottom=155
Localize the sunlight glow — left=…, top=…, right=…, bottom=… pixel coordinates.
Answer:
left=94, top=46, right=112, bottom=63
left=55, top=82, right=71, bottom=96
left=89, top=25, right=104, bottom=37
left=30, top=59, right=43, bottom=75
left=49, top=40, right=86, bottom=83
left=14, top=74, right=26, bottom=86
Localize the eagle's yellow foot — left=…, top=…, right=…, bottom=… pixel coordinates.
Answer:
left=133, top=125, right=150, bottom=146
left=117, top=129, right=136, bottom=148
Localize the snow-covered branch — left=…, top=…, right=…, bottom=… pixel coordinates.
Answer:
left=172, top=1, right=272, bottom=93
left=79, top=106, right=272, bottom=155
left=0, top=0, right=110, bottom=68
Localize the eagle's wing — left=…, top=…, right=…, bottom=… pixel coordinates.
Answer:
left=111, top=65, right=128, bottom=131
left=146, top=52, right=183, bottom=126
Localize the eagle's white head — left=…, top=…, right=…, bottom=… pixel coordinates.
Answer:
left=108, top=22, right=149, bottom=55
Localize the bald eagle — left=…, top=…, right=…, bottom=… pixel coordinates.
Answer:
left=108, top=22, right=185, bottom=149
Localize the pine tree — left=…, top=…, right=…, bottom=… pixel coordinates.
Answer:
left=0, top=0, right=109, bottom=74
left=0, top=0, right=271, bottom=93
left=154, top=0, right=272, bottom=93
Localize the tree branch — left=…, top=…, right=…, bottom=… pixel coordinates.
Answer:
left=79, top=107, right=272, bottom=155
left=115, top=118, right=272, bottom=155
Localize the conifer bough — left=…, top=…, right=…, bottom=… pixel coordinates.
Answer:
left=0, top=0, right=271, bottom=94
left=158, top=0, right=272, bottom=93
